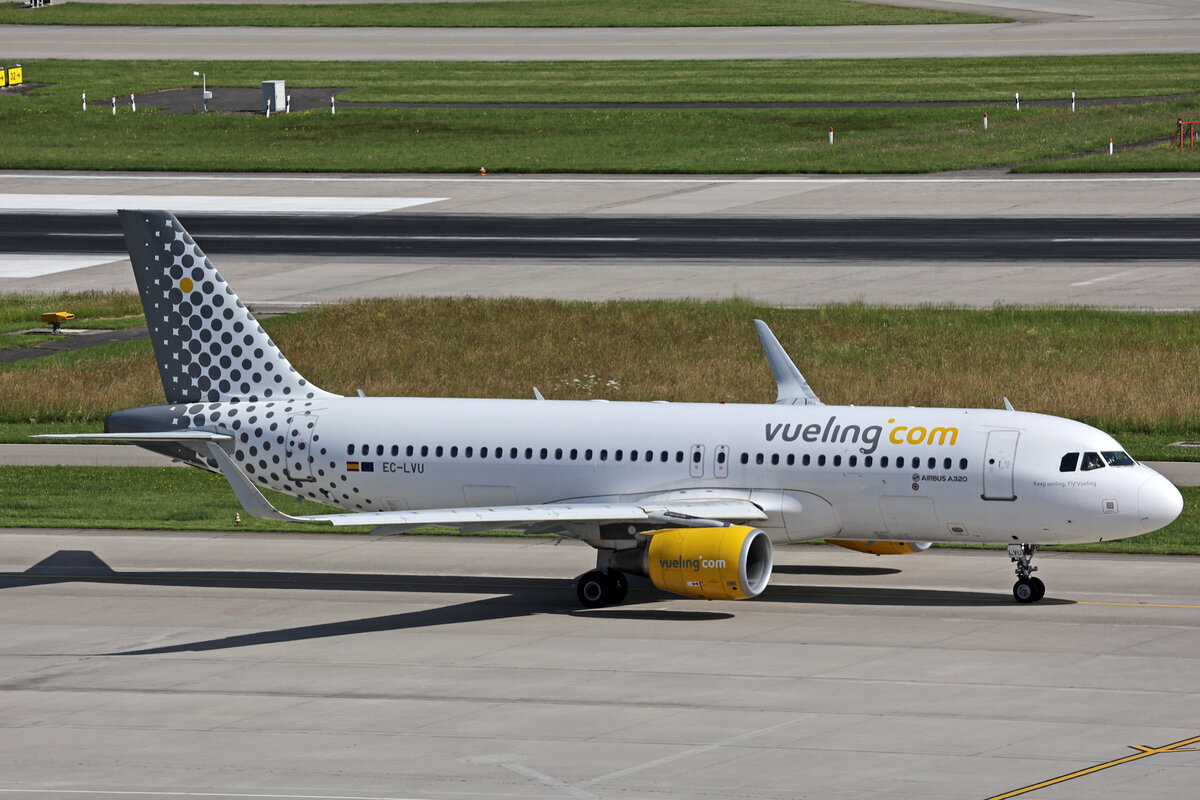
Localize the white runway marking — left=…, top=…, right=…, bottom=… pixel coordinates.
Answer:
left=1055, top=238, right=1200, bottom=243
left=0, top=791, right=441, bottom=800
left=1070, top=270, right=1137, bottom=287
left=0, top=194, right=446, bottom=214
left=0, top=254, right=118, bottom=278
left=48, top=233, right=641, bottom=242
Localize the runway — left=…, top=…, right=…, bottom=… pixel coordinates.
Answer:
left=2, top=173, right=1199, bottom=307
left=8, top=211, right=1200, bottom=262
left=1, top=528, right=1199, bottom=800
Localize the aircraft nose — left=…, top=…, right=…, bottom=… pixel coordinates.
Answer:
left=1138, top=472, right=1184, bottom=531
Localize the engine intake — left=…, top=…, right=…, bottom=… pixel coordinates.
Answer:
left=614, top=525, right=773, bottom=600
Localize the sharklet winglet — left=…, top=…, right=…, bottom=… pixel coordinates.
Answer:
left=753, top=320, right=822, bottom=406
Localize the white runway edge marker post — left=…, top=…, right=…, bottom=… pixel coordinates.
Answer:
left=130, top=91, right=135, bottom=113
left=984, top=112, right=988, bottom=130
left=829, top=126, right=833, bottom=144
left=81, top=91, right=85, bottom=111
left=1015, top=91, right=1020, bottom=111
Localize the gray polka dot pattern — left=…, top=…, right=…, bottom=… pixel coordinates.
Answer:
left=119, top=210, right=337, bottom=405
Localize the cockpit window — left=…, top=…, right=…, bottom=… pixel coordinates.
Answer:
left=1080, top=451, right=1105, bottom=471
left=1059, top=452, right=1079, bottom=472
left=1103, top=451, right=1136, bottom=467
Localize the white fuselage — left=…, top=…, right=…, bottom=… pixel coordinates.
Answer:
left=206, top=396, right=1179, bottom=546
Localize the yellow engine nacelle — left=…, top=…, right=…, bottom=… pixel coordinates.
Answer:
left=825, top=539, right=932, bottom=556
left=643, top=525, right=774, bottom=600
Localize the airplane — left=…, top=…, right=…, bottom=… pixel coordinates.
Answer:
left=40, top=210, right=1184, bottom=607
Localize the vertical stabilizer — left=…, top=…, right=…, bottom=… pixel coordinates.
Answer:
left=119, top=210, right=336, bottom=404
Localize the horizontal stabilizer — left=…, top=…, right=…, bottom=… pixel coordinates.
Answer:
left=32, top=431, right=233, bottom=443
left=204, top=443, right=766, bottom=530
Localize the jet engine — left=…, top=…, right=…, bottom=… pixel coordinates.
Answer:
left=825, top=539, right=932, bottom=556
left=612, top=525, right=774, bottom=600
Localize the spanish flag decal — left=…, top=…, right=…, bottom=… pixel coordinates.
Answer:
left=346, top=462, right=374, bottom=472
left=346, top=462, right=360, bottom=472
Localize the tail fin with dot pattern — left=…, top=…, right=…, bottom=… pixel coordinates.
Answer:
left=119, top=210, right=337, bottom=405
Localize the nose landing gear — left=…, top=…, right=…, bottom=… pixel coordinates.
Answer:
left=1008, top=543, right=1045, bottom=603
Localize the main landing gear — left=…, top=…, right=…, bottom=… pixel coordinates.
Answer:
left=1008, top=543, right=1045, bottom=603
left=576, top=569, right=628, bottom=608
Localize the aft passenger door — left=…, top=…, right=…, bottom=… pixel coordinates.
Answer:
left=982, top=430, right=1019, bottom=501
left=284, top=414, right=318, bottom=482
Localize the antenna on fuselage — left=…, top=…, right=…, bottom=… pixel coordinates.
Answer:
left=1003, top=397, right=1015, bottom=411
left=753, top=320, right=823, bottom=406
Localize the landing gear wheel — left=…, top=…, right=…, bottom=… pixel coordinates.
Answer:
left=1013, top=577, right=1038, bottom=603
left=609, top=570, right=629, bottom=604
left=1007, top=543, right=1044, bottom=603
left=576, top=570, right=609, bottom=608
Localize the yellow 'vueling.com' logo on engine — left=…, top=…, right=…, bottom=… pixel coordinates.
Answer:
left=765, top=416, right=958, bottom=454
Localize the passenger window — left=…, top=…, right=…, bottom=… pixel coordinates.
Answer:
left=717, top=451, right=727, bottom=464
left=927, top=457, right=935, bottom=469
left=769, top=454, right=777, bottom=465
left=881, top=455, right=889, bottom=468
left=406, top=445, right=414, bottom=457
left=756, top=453, right=764, bottom=465
left=435, top=446, right=444, bottom=457
left=465, top=446, right=473, bottom=458
left=676, top=451, right=684, bottom=463
left=896, top=456, right=905, bottom=468
left=943, top=457, right=951, bottom=470
left=585, top=448, right=593, bottom=460
left=630, top=450, right=638, bottom=462
left=787, top=454, right=795, bottom=466
left=361, top=444, right=369, bottom=456
left=450, top=446, right=458, bottom=457
left=346, top=444, right=354, bottom=456
left=959, top=458, right=968, bottom=470
left=802, top=454, right=811, bottom=466
left=660, top=451, right=669, bottom=462
left=1103, top=451, right=1136, bottom=467
left=525, top=447, right=533, bottom=460
left=420, top=445, right=429, bottom=457
left=692, top=451, right=702, bottom=464
left=849, top=455, right=857, bottom=467
left=833, top=455, right=842, bottom=467
left=555, top=448, right=562, bottom=460
left=377, top=445, right=384, bottom=457
left=864, top=455, right=873, bottom=467
left=615, top=450, right=623, bottom=462
left=539, top=447, right=548, bottom=459
left=570, top=448, right=578, bottom=460
left=646, top=450, right=654, bottom=462
left=741, top=453, right=749, bottom=465
left=510, top=447, right=518, bottom=459
left=1059, top=452, right=1079, bottom=472
left=600, top=449, right=608, bottom=461
left=818, top=454, right=826, bottom=466
left=1080, top=452, right=1105, bottom=471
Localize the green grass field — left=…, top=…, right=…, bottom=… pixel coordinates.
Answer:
left=3, top=58, right=1200, bottom=172
left=3, top=296, right=1200, bottom=441
left=0, top=0, right=1005, bottom=27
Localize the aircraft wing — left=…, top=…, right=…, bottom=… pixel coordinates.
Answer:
left=203, top=443, right=766, bottom=530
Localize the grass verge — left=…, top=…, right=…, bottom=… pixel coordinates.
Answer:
left=0, top=1, right=1005, bottom=27
left=4, top=58, right=1200, bottom=172
left=2, top=296, right=1200, bottom=444
left=0, top=466, right=1194, bottom=555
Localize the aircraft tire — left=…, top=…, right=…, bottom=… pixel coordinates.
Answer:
left=577, top=570, right=611, bottom=608
left=608, top=570, right=629, bottom=604
left=1013, top=577, right=1039, bottom=603
left=1030, top=576, right=1046, bottom=602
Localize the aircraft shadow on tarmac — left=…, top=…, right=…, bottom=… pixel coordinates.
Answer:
left=2, top=550, right=1071, bottom=655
